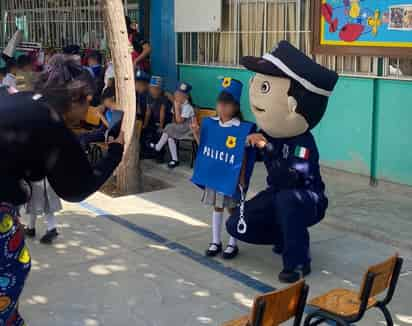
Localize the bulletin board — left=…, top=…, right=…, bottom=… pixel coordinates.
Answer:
left=312, top=0, right=412, bottom=57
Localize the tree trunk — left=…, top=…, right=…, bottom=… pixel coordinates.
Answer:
left=101, top=0, right=141, bottom=194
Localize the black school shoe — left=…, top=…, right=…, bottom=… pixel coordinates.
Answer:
left=278, top=263, right=311, bottom=283
left=24, top=227, right=36, bottom=238
left=40, top=228, right=59, bottom=244
left=205, top=243, right=222, bottom=257
left=168, top=160, right=180, bottom=169
left=222, top=245, right=239, bottom=260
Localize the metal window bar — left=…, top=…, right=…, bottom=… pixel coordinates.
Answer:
left=0, top=0, right=138, bottom=50
left=176, top=0, right=412, bottom=79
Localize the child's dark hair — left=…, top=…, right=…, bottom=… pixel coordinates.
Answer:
left=33, top=54, right=94, bottom=115
left=217, top=91, right=243, bottom=120
left=102, top=85, right=116, bottom=102
left=6, top=58, right=17, bottom=73
left=17, top=55, right=32, bottom=69
left=87, top=51, right=102, bottom=65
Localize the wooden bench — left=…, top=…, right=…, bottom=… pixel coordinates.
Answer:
left=177, top=108, right=216, bottom=168
left=304, top=254, right=403, bottom=326
left=222, top=280, right=309, bottom=326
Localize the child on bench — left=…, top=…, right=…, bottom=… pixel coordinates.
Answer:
left=79, top=86, right=118, bottom=149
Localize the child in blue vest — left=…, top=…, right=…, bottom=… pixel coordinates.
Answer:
left=192, top=78, right=247, bottom=260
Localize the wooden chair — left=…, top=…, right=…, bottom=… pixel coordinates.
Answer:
left=222, top=280, right=309, bottom=326
left=304, top=255, right=403, bottom=326
left=176, top=108, right=216, bottom=168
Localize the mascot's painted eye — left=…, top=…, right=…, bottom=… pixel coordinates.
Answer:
left=261, top=81, right=271, bottom=94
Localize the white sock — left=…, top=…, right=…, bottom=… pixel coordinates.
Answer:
left=46, top=213, right=57, bottom=231
left=155, top=133, right=168, bottom=151
left=168, top=138, right=178, bottom=162
left=29, top=214, right=37, bottom=229
left=228, top=236, right=237, bottom=247
left=212, top=211, right=223, bottom=245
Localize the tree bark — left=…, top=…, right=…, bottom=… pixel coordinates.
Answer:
left=101, top=0, right=140, bottom=194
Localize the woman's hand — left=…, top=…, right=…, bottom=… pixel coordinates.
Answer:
left=191, top=117, right=200, bottom=134
left=247, top=133, right=268, bottom=149
left=108, top=131, right=125, bottom=146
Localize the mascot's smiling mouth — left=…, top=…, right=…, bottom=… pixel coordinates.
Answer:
left=253, top=106, right=266, bottom=113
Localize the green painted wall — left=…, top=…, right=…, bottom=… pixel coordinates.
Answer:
left=179, top=64, right=412, bottom=186
left=375, top=79, right=412, bottom=185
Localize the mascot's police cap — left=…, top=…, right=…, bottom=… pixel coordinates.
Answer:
left=241, top=41, right=338, bottom=97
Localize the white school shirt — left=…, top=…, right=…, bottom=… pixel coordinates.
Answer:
left=2, top=73, right=17, bottom=89
left=211, top=116, right=241, bottom=128
left=180, top=101, right=195, bottom=119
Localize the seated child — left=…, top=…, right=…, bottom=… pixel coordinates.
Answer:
left=79, top=86, right=118, bottom=149
left=150, top=82, right=195, bottom=168
left=141, top=76, right=172, bottom=158
left=135, top=69, right=151, bottom=121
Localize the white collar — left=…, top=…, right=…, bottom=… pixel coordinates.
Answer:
left=212, top=116, right=241, bottom=127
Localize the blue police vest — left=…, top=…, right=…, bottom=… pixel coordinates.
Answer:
left=191, top=118, right=256, bottom=199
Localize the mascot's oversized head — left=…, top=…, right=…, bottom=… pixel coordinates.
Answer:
left=241, top=41, right=339, bottom=138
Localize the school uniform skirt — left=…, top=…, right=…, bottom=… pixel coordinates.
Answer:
left=0, top=203, right=31, bottom=326
left=201, top=188, right=239, bottom=210
left=26, top=179, right=62, bottom=216
left=163, top=119, right=193, bottom=139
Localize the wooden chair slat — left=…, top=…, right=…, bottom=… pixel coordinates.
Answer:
left=221, top=315, right=250, bottom=326
left=196, top=108, right=216, bottom=123
left=309, top=288, right=377, bottom=318
left=360, top=254, right=398, bottom=299
left=251, top=280, right=304, bottom=326
left=220, top=281, right=306, bottom=326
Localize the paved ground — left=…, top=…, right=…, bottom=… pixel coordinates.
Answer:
left=19, top=161, right=412, bottom=326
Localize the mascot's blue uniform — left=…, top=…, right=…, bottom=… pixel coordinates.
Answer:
left=226, top=41, right=338, bottom=283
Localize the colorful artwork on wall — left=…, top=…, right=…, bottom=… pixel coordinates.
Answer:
left=312, top=0, right=412, bottom=57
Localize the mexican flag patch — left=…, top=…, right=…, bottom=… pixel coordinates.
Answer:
left=295, top=146, right=310, bottom=160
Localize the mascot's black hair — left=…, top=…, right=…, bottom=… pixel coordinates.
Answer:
left=287, top=79, right=329, bottom=130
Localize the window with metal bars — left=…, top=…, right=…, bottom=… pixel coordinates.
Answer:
left=176, top=0, right=412, bottom=79
left=0, top=0, right=139, bottom=50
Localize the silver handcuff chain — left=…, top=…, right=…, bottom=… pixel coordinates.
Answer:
left=237, top=185, right=247, bottom=234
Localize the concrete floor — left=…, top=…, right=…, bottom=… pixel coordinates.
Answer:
left=20, top=161, right=412, bottom=326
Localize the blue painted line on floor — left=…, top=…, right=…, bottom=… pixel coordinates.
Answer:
left=80, top=201, right=275, bottom=293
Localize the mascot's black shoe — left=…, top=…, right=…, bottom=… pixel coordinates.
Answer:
left=222, top=245, right=239, bottom=260
left=278, top=264, right=311, bottom=283
left=40, top=228, right=59, bottom=244
left=24, top=227, right=36, bottom=238
left=205, top=243, right=222, bottom=257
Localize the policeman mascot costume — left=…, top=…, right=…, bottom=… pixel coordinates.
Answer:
left=226, top=41, right=339, bottom=283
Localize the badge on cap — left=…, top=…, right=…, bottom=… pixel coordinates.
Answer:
left=222, top=77, right=232, bottom=88
left=180, top=83, right=188, bottom=91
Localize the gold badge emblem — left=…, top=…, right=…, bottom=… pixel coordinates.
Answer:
left=222, top=77, right=232, bottom=88
left=226, top=136, right=237, bottom=149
